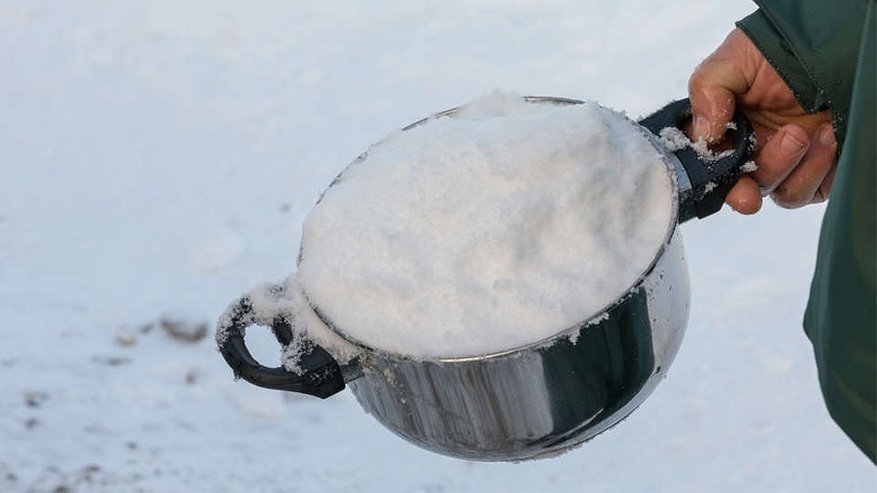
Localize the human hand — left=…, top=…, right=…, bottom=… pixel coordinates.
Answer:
left=688, top=28, right=837, bottom=214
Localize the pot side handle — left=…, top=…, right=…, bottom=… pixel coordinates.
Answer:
left=639, top=98, right=754, bottom=222
left=217, top=295, right=345, bottom=399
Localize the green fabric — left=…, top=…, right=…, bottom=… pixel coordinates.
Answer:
left=741, top=0, right=876, bottom=463
left=804, top=2, right=876, bottom=463
left=737, top=0, right=868, bottom=145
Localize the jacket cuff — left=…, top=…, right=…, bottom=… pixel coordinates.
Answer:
left=736, top=10, right=827, bottom=113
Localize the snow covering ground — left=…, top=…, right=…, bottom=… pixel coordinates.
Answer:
left=1, top=1, right=874, bottom=492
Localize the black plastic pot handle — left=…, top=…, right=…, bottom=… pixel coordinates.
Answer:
left=639, top=98, right=754, bottom=222
left=217, top=294, right=345, bottom=399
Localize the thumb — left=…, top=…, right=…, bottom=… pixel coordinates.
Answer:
left=688, top=30, right=754, bottom=142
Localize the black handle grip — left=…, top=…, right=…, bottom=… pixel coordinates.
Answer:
left=639, top=98, right=754, bottom=222
left=217, top=292, right=345, bottom=399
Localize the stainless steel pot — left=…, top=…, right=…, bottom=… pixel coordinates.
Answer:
left=216, top=97, right=752, bottom=461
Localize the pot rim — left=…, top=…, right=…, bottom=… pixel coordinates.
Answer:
left=299, top=95, right=682, bottom=363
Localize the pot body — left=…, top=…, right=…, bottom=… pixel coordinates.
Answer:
left=217, top=96, right=753, bottom=461
left=346, top=229, right=689, bottom=461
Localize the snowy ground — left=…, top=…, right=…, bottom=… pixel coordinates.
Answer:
left=1, top=1, right=875, bottom=492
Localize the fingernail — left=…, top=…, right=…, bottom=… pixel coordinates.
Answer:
left=780, top=130, right=807, bottom=154
left=819, top=124, right=836, bottom=146
left=694, top=116, right=710, bottom=141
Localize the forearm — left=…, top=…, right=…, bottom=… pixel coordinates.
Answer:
left=737, top=0, right=869, bottom=145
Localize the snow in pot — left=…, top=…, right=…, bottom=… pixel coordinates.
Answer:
left=295, top=92, right=674, bottom=359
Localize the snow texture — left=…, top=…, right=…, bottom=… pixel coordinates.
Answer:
left=299, top=95, right=673, bottom=358
left=1, top=1, right=874, bottom=492
left=215, top=278, right=359, bottom=369
left=657, top=126, right=734, bottom=161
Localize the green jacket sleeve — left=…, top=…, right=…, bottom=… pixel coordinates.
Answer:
left=737, top=0, right=869, bottom=145
left=804, top=2, right=876, bottom=464
left=740, top=0, right=876, bottom=464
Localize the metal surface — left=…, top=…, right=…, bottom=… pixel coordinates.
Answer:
left=335, top=99, right=692, bottom=459
left=347, top=231, right=689, bottom=461
left=217, top=96, right=707, bottom=461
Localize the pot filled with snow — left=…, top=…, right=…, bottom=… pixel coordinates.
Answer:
left=216, top=94, right=752, bottom=461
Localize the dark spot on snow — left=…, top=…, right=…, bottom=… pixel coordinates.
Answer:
left=90, top=356, right=132, bottom=366
left=114, top=333, right=138, bottom=347
left=655, top=366, right=662, bottom=374
left=139, top=322, right=155, bottom=334
left=185, top=368, right=200, bottom=385
left=25, top=417, right=39, bottom=429
left=126, top=441, right=139, bottom=450
left=280, top=203, right=292, bottom=213
left=160, top=317, right=208, bottom=343
left=5, top=472, right=18, bottom=482
left=24, top=391, right=49, bottom=408
left=79, top=465, right=100, bottom=482
left=53, top=485, right=70, bottom=493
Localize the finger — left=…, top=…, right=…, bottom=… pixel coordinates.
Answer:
left=688, top=30, right=754, bottom=142
left=814, top=124, right=839, bottom=202
left=772, top=124, right=837, bottom=208
left=725, top=175, right=763, bottom=214
left=689, top=62, right=739, bottom=142
left=815, top=165, right=837, bottom=203
left=751, top=124, right=810, bottom=194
